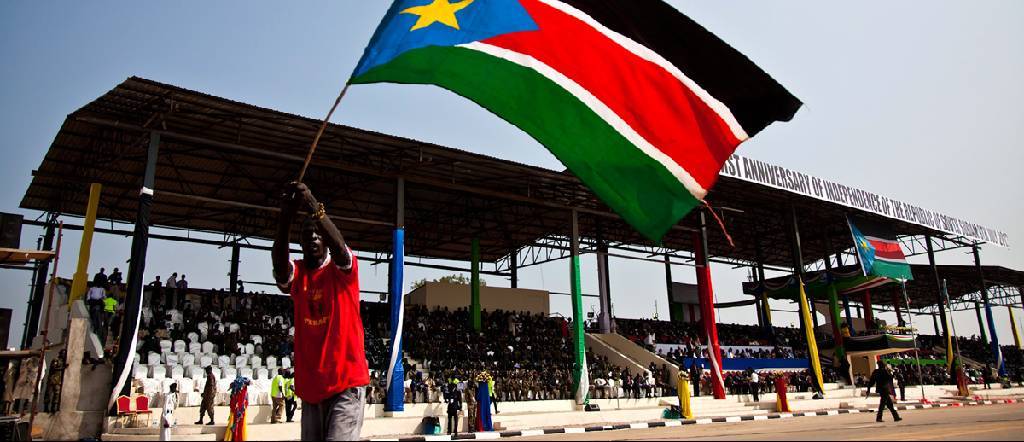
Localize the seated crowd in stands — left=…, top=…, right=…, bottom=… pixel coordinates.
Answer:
left=70, top=265, right=1024, bottom=414
left=374, top=306, right=580, bottom=405
left=615, top=318, right=808, bottom=360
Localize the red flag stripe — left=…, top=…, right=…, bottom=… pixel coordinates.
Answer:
left=867, top=238, right=907, bottom=261
left=483, top=0, right=742, bottom=189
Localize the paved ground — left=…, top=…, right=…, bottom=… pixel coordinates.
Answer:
left=510, top=403, right=1024, bottom=441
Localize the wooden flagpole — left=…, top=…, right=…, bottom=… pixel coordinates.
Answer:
left=297, top=82, right=352, bottom=182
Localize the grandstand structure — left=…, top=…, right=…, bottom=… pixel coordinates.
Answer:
left=10, top=77, right=1024, bottom=438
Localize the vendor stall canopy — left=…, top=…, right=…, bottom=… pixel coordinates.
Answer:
left=18, top=77, right=1010, bottom=269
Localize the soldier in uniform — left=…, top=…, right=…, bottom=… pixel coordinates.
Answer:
left=44, top=351, right=66, bottom=413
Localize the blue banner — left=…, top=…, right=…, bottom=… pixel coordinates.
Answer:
left=385, top=228, right=406, bottom=412
left=984, top=302, right=1007, bottom=377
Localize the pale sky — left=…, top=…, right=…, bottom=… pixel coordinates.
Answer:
left=1, top=1, right=1022, bottom=347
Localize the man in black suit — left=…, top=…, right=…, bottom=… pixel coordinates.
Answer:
left=867, top=361, right=902, bottom=423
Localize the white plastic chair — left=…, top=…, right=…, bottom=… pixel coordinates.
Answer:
left=239, top=367, right=254, bottom=380
left=256, top=368, right=269, bottom=380
left=265, top=356, right=278, bottom=369
left=221, top=367, right=237, bottom=380
left=234, top=355, right=248, bottom=368
left=250, top=356, right=262, bottom=368
left=151, top=365, right=167, bottom=379
left=173, top=340, right=187, bottom=353
left=170, top=365, right=185, bottom=379
left=188, top=342, right=202, bottom=354
left=159, top=340, right=172, bottom=354
left=199, top=355, right=213, bottom=368
left=202, top=341, right=215, bottom=354
left=244, top=343, right=255, bottom=355
left=166, top=353, right=180, bottom=366
left=187, top=332, right=200, bottom=344
left=281, top=357, right=291, bottom=369
left=147, top=352, right=161, bottom=366
left=181, top=353, right=196, bottom=367
left=133, top=364, right=149, bottom=379
left=217, top=355, right=231, bottom=367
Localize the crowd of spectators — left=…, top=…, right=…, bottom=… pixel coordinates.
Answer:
left=377, top=306, right=579, bottom=405
left=616, top=318, right=809, bottom=360
left=56, top=266, right=1024, bottom=414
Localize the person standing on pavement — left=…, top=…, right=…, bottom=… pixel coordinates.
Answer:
left=270, top=371, right=287, bottom=423
left=749, top=368, right=760, bottom=402
left=284, top=370, right=298, bottom=423
left=195, top=366, right=216, bottom=425
left=895, top=369, right=906, bottom=402
left=689, top=361, right=702, bottom=397
left=445, top=381, right=462, bottom=436
left=867, top=361, right=902, bottom=423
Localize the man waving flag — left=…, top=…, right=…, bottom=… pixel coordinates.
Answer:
left=350, top=0, right=801, bottom=242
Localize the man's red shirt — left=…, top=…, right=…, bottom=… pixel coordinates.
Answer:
left=289, top=251, right=369, bottom=404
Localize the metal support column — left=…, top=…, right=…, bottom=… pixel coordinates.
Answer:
left=23, top=217, right=55, bottom=348
left=385, top=177, right=406, bottom=412
left=569, top=210, right=589, bottom=405
left=108, top=132, right=160, bottom=410
left=471, top=238, right=481, bottom=332
left=926, top=236, right=952, bottom=367
left=789, top=205, right=824, bottom=396
left=695, top=209, right=726, bottom=399
left=973, top=245, right=1005, bottom=376
left=596, top=241, right=612, bottom=334
left=664, top=254, right=678, bottom=323
left=69, top=183, right=102, bottom=301
left=510, top=249, right=518, bottom=289
left=229, top=243, right=240, bottom=295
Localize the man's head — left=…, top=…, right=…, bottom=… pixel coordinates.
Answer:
left=301, top=218, right=326, bottom=264
left=100, top=267, right=105, bottom=273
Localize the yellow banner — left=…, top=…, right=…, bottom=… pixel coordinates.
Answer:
left=1010, top=306, right=1022, bottom=350
left=944, top=306, right=954, bottom=369
left=798, top=279, right=825, bottom=394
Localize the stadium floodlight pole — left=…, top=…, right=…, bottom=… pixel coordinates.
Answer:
left=899, top=280, right=926, bottom=402
left=297, top=83, right=351, bottom=182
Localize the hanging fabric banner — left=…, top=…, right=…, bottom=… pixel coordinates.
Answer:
left=385, top=228, right=406, bottom=412
left=1010, top=306, right=1023, bottom=350
left=797, top=279, right=825, bottom=394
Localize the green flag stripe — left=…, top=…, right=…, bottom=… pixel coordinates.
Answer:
left=872, top=260, right=913, bottom=281
left=350, top=45, right=699, bottom=241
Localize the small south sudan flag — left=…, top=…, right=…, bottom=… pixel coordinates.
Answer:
left=848, top=217, right=913, bottom=281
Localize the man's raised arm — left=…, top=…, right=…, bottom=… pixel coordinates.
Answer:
left=273, top=183, right=300, bottom=293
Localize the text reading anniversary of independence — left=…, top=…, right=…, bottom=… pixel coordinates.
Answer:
left=720, top=155, right=1009, bottom=248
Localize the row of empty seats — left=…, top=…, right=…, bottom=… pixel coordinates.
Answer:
left=133, top=364, right=286, bottom=382
left=143, top=352, right=290, bottom=370
left=158, top=339, right=264, bottom=356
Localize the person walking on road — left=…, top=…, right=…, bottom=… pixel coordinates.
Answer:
left=867, top=361, right=901, bottom=423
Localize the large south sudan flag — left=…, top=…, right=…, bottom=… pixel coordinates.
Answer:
left=351, top=0, right=802, bottom=241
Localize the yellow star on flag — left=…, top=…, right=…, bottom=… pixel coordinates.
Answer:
left=401, top=0, right=476, bottom=31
